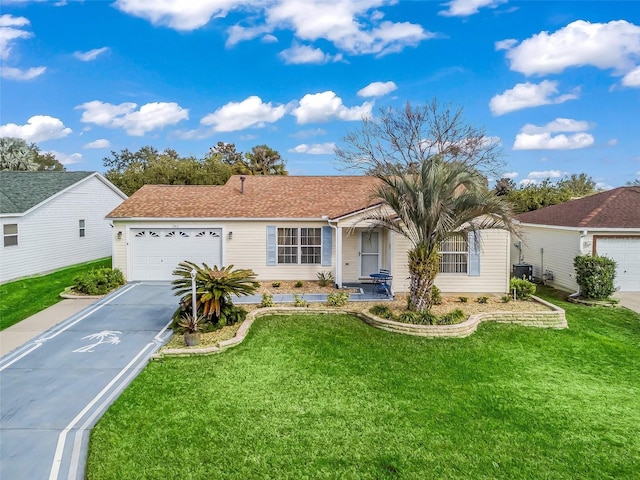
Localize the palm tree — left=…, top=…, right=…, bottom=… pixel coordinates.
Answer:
left=172, top=261, right=258, bottom=325
left=366, top=158, right=515, bottom=312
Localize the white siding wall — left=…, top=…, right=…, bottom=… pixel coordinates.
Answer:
left=0, top=176, right=125, bottom=283
left=113, top=220, right=337, bottom=282
left=512, top=226, right=581, bottom=292
left=393, top=230, right=511, bottom=293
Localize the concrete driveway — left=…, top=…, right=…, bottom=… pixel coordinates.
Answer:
left=0, top=283, right=176, bottom=480
left=614, top=291, right=640, bottom=313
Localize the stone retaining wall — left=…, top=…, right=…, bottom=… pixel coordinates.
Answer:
left=157, top=296, right=566, bottom=357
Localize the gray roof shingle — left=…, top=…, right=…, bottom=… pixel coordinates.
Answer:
left=0, top=171, right=95, bottom=214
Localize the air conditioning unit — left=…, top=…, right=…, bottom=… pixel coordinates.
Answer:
left=512, top=263, right=533, bottom=282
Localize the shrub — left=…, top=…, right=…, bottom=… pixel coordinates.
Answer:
left=501, top=295, right=511, bottom=303
left=294, top=281, right=304, bottom=288
left=574, top=254, right=617, bottom=300
left=271, top=282, right=281, bottom=288
left=260, top=293, right=274, bottom=308
left=431, top=285, right=442, bottom=305
left=477, top=296, right=489, bottom=304
left=369, top=304, right=394, bottom=319
left=73, top=267, right=125, bottom=295
left=326, top=291, right=349, bottom=307
left=396, top=311, right=421, bottom=324
left=316, top=271, right=334, bottom=287
left=293, top=294, right=309, bottom=307
left=417, top=312, right=438, bottom=325
left=438, top=309, right=465, bottom=325
left=459, top=296, right=468, bottom=303
left=509, top=277, right=536, bottom=300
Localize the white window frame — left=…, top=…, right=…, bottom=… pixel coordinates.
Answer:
left=79, top=219, right=86, bottom=238
left=277, top=227, right=322, bottom=265
left=3, top=223, right=18, bottom=247
left=439, top=234, right=468, bottom=274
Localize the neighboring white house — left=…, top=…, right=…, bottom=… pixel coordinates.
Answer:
left=0, top=171, right=128, bottom=283
left=511, top=186, right=640, bottom=293
left=106, top=175, right=512, bottom=294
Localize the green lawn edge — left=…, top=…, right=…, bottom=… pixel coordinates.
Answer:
left=0, top=257, right=111, bottom=330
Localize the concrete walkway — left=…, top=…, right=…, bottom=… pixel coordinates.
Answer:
left=613, top=291, right=640, bottom=313
left=1, top=298, right=98, bottom=356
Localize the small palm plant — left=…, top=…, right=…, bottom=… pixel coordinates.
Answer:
left=172, top=261, right=259, bottom=327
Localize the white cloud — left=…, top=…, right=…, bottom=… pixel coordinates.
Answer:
left=115, top=0, right=432, bottom=57
left=278, top=43, right=341, bottom=64
left=292, top=91, right=373, bottom=124
left=527, top=170, right=564, bottom=179
left=83, top=139, right=111, bottom=149
left=489, top=80, right=578, bottom=115
left=607, top=138, right=618, bottom=146
left=0, top=65, right=46, bottom=80
left=289, top=142, right=336, bottom=154
left=0, top=115, right=71, bottom=143
left=513, top=118, right=595, bottom=150
left=114, top=0, right=247, bottom=31
left=357, top=81, right=397, bottom=97
left=0, top=14, right=46, bottom=80
left=74, top=47, right=109, bottom=62
left=47, top=150, right=83, bottom=166
left=503, top=171, right=519, bottom=179
left=77, top=100, right=189, bottom=136
left=290, top=128, right=327, bottom=139
left=439, top=0, right=507, bottom=17
left=200, top=95, right=286, bottom=132
left=519, top=178, right=537, bottom=186
left=622, top=66, right=640, bottom=87
left=501, top=20, right=640, bottom=76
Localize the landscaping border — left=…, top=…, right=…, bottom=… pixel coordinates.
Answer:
left=155, top=295, right=566, bottom=357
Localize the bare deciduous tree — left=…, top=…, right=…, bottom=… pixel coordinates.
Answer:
left=335, top=99, right=505, bottom=179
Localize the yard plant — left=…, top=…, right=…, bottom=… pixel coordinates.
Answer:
left=574, top=254, right=617, bottom=299
left=87, top=287, right=640, bottom=479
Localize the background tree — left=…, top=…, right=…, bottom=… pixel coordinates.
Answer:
left=103, top=146, right=233, bottom=196
left=209, top=142, right=244, bottom=169
left=31, top=145, right=66, bottom=171
left=242, top=145, right=287, bottom=175
left=626, top=179, right=640, bottom=186
left=365, top=158, right=515, bottom=312
left=494, top=177, right=515, bottom=196
left=505, top=173, right=599, bottom=213
left=0, top=137, right=37, bottom=171
left=335, top=99, right=505, bottom=179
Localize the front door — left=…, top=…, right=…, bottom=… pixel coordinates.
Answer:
left=360, top=231, right=380, bottom=277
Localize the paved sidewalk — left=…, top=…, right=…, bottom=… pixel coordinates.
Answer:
left=0, top=298, right=98, bottom=356
left=613, top=291, right=640, bottom=314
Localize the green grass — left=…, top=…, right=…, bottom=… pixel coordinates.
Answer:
left=87, top=287, right=640, bottom=479
left=0, top=257, right=111, bottom=330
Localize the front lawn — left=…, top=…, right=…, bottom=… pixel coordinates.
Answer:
left=0, top=257, right=111, bottom=330
left=87, top=288, right=640, bottom=479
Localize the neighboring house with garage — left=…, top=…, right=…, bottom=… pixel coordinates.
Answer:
left=511, top=186, right=640, bottom=293
left=0, top=171, right=127, bottom=284
left=106, top=175, right=512, bottom=294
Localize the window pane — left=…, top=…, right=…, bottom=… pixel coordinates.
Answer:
left=4, top=224, right=17, bottom=235
left=301, top=246, right=321, bottom=264
left=439, top=234, right=468, bottom=274
left=4, top=235, right=18, bottom=247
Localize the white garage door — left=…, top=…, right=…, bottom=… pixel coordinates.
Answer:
left=597, top=238, right=640, bottom=292
left=130, top=228, right=222, bottom=281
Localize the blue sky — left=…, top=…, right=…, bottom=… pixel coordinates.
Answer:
left=1, top=0, right=639, bottom=188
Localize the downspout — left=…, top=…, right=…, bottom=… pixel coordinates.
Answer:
left=570, top=230, right=589, bottom=299
left=328, top=220, right=342, bottom=288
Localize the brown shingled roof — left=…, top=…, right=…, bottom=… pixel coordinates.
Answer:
left=106, top=175, right=383, bottom=219
left=515, top=186, right=640, bottom=228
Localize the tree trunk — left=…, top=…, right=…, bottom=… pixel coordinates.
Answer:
left=407, top=244, right=439, bottom=312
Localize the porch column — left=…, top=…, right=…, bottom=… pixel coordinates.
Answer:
left=335, top=226, right=343, bottom=288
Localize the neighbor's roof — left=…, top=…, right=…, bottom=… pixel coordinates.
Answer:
left=0, top=171, right=96, bottom=214
left=106, top=175, right=383, bottom=220
left=515, top=186, right=640, bottom=229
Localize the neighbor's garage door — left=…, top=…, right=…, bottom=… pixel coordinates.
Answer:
left=130, top=228, right=222, bottom=281
left=596, top=237, right=640, bottom=291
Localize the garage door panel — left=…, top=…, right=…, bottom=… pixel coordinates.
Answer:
left=597, top=238, right=640, bottom=292
left=130, top=228, right=223, bottom=281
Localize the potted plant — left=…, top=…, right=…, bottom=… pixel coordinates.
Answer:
left=179, top=312, right=202, bottom=346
